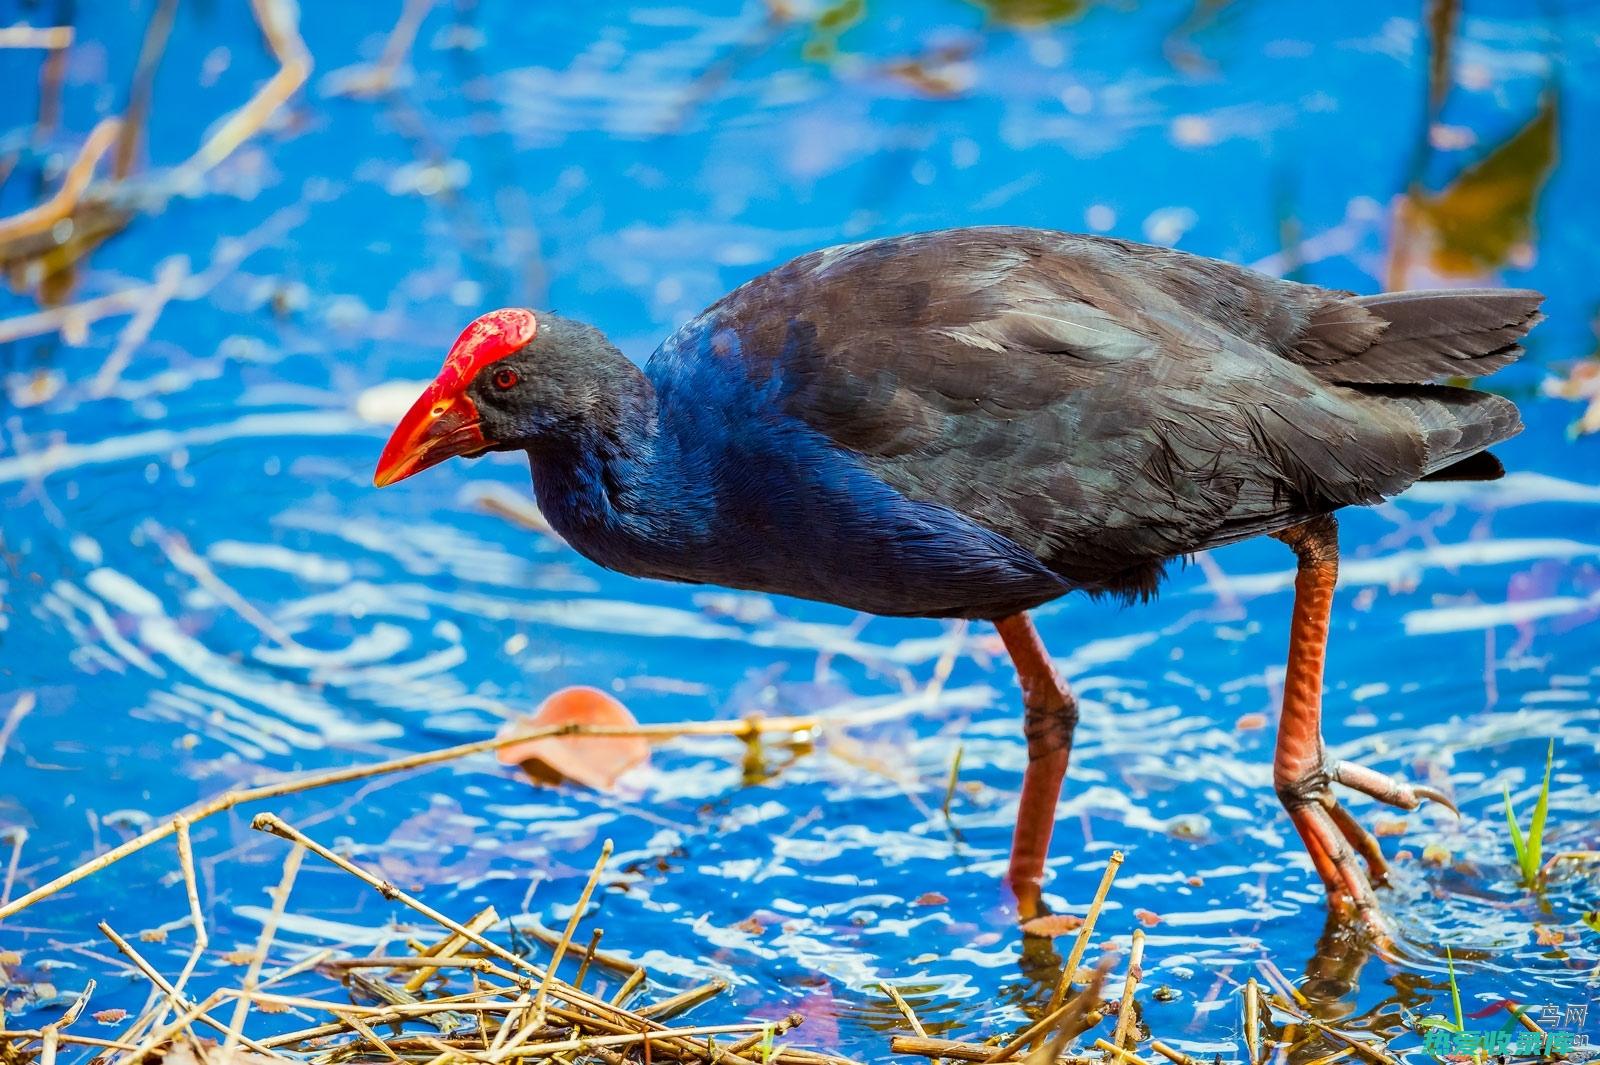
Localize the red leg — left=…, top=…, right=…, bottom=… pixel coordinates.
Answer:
left=995, top=612, right=1079, bottom=921
left=1272, top=516, right=1454, bottom=934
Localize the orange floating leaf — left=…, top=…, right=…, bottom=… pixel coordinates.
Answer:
left=1019, top=913, right=1084, bottom=938
left=496, top=686, right=650, bottom=791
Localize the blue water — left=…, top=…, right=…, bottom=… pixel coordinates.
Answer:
left=3, top=1, right=1599, bottom=1059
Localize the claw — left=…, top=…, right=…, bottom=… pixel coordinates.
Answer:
left=1411, top=783, right=1460, bottom=818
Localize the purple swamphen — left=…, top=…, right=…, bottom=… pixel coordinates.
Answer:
left=375, top=227, right=1544, bottom=930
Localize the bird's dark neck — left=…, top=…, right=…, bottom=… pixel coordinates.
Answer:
left=523, top=362, right=710, bottom=577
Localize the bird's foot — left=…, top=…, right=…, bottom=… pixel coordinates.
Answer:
left=1276, top=755, right=1456, bottom=937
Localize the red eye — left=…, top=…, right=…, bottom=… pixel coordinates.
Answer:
left=492, top=367, right=519, bottom=390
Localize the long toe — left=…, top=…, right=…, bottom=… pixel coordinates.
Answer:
left=1286, top=801, right=1392, bottom=943
left=1332, top=760, right=1458, bottom=815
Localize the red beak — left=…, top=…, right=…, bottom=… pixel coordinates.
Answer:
left=373, top=384, right=488, bottom=487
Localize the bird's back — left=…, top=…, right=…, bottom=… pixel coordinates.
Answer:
left=647, top=227, right=1541, bottom=610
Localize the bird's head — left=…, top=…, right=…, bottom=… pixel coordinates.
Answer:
left=374, top=308, right=624, bottom=487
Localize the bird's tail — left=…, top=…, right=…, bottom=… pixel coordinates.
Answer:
left=1343, top=288, right=1545, bottom=382
left=1353, top=383, right=1524, bottom=482
left=1340, top=287, right=1543, bottom=483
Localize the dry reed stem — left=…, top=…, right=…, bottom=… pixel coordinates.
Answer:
left=22, top=976, right=95, bottom=1065
left=878, top=983, right=929, bottom=1038
left=724, top=1012, right=805, bottom=1056
left=1046, top=851, right=1124, bottom=1016
left=89, top=254, right=188, bottom=396
left=332, top=956, right=498, bottom=972
left=635, top=979, right=727, bottom=1021
left=530, top=840, right=612, bottom=1031
left=1245, top=979, right=1261, bottom=1065
left=1022, top=961, right=1111, bottom=1065
left=1149, top=1039, right=1206, bottom=1065
left=183, top=0, right=310, bottom=175
left=130, top=816, right=209, bottom=1045
left=249, top=815, right=762, bottom=1065
left=0, top=717, right=814, bottom=921
left=1111, top=929, right=1146, bottom=1051
left=97, top=922, right=276, bottom=1057
left=239, top=990, right=522, bottom=1017
left=405, top=905, right=500, bottom=993
left=891, top=1038, right=1010, bottom=1063
left=258, top=945, right=338, bottom=990
left=257, top=989, right=523, bottom=1049
left=517, top=921, right=636, bottom=977
left=1094, top=1037, right=1156, bottom=1065
left=222, top=842, right=304, bottom=1053
left=924, top=619, right=968, bottom=706
left=572, top=929, right=603, bottom=992
left=1300, top=1049, right=1354, bottom=1065
left=1303, top=1022, right=1401, bottom=1065
left=985, top=1004, right=1104, bottom=1065
left=0, top=1030, right=141, bottom=1053
left=941, top=745, right=964, bottom=818
left=329, top=0, right=435, bottom=96
left=0, top=26, right=73, bottom=48
left=336, top=1008, right=406, bottom=1063
left=120, top=990, right=228, bottom=1065
left=1, top=829, right=25, bottom=910
left=0, top=198, right=302, bottom=346
left=0, top=693, right=36, bottom=770
left=1254, top=961, right=1306, bottom=1010
left=610, top=966, right=647, bottom=1005
left=112, top=0, right=177, bottom=179
left=476, top=1021, right=777, bottom=1058
left=987, top=963, right=1112, bottom=1063
left=0, top=117, right=120, bottom=244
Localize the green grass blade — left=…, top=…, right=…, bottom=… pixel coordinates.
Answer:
left=1503, top=785, right=1527, bottom=876
left=1446, top=947, right=1463, bottom=1032
left=1526, top=738, right=1554, bottom=883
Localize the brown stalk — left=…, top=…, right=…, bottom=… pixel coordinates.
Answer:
left=222, top=843, right=304, bottom=1052
left=609, top=966, right=647, bottom=1006
left=1095, top=1037, right=1157, bottom=1065
left=0, top=117, right=120, bottom=245
left=986, top=961, right=1112, bottom=1064
left=249, top=815, right=762, bottom=1065
left=1111, top=929, right=1146, bottom=1050
left=723, top=1012, right=805, bottom=1056
left=182, top=0, right=311, bottom=176
left=530, top=841, right=613, bottom=1030
left=97, top=922, right=277, bottom=1057
left=1149, top=1039, right=1206, bottom=1065
left=1045, top=851, right=1124, bottom=1014
left=0, top=26, right=74, bottom=48
left=571, top=929, right=603, bottom=992
left=517, top=921, right=638, bottom=977
left=0, top=717, right=814, bottom=922
left=891, top=1038, right=1009, bottom=1063
left=877, top=983, right=929, bottom=1038
left=1245, top=978, right=1262, bottom=1065
left=635, top=979, right=728, bottom=1021
left=404, top=905, right=501, bottom=993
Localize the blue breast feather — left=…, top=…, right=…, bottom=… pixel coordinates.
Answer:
left=527, top=322, right=1071, bottom=620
